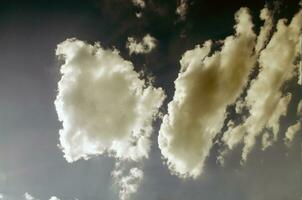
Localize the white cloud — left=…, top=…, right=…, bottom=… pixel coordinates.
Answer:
left=0, top=193, right=3, bottom=199
left=55, top=38, right=165, bottom=163
left=23, top=194, right=62, bottom=200
left=132, top=0, right=145, bottom=9
left=24, top=193, right=36, bottom=200
left=126, top=34, right=157, bottom=55
left=299, top=35, right=302, bottom=85
left=158, top=8, right=257, bottom=178
left=255, top=7, right=273, bottom=54
left=49, top=197, right=60, bottom=200
left=176, top=0, right=188, bottom=20
left=260, top=94, right=292, bottom=150
left=135, top=12, right=142, bottom=18
left=222, top=9, right=302, bottom=162
left=285, top=121, right=301, bottom=146
left=298, top=100, right=302, bottom=116
left=112, top=163, right=143, bottom=200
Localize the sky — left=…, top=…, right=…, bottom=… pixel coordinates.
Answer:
left=0, top=0, right=301, bottom=200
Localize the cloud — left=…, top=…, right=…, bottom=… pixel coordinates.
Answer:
left=0, top=194, right=3, bottom=199
left=176, top=0, right=188, bottom=20
left=284, top=121, right=301, bottom=146
left=55, top=38, right=165, bottom=163
left=24, top=193, right=36, bottom=200
left=132, top=0, right=145, bottom=9
left=135, top=12, right=142, bottom=18
left=284, top=95, right=302, bottom=152
left=299, top=37, right=302, bottom=85
left=158, top=8, right=257, bottom=178
left=126, top=34, right=157, bottom=55
left=112, top=163, right=143, bottom=200
left=49, top=197, right=60, bottom=200
left=298, top=100, right=302, bottom=116
left=255, top=7, right=273, bottom=54
left=223, top=9, right=302, bottom=162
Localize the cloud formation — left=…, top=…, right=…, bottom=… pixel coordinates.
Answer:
left=24, top=193, right=36, bottom=200
left=176, top=0, right=188, bottom=20
left=23, top=193, right=61, bottom=200
left=158, top=8, right=257, bottom=178
left=132, top=0, right=145, bottom=9
left=255, top=7, right=273, bottom=54
left=126, top=34, right=157, bottom=55
left=285, top=121, right=301, bottom=146
left=112, top=163, right=144, bottom=200
left=223, top=9, right=302, bottom=161
left=298, top=100, right=302, bottom=116
left=55, top=38, right=165, bottom=162
left=49, top=197, right=60, bottom=200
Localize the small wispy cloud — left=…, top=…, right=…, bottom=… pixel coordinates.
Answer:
left=126, top=34, right=157, bottom=55
left=132, top=0, right=145, bottom=9
left=112, top=162, right=144, bottom=200
left=176, top=0, right=188, bottom=20
left=24, top=193, right=36, bottom=200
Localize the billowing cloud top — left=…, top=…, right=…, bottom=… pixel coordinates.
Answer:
left=158, top=6, right=302, bottom=178
left=55, top=38, right=165, bottom=162
left=223, top=9, right=302, bottom=161
left=158, top=8, right=257, bottom=178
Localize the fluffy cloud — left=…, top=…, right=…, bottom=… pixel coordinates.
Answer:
left=24, top=193, right=36, bottom=200
left=132, top=0, right=145, bottom=8
left=255, top=7, right=273, bottom=54
left=158, top=8, right=257, bottom=178
left=23, top=193, right=61, bottom=200
left=223, top=9, right=302, bottom=161
left=49, top=197, right=60, bottom=200
left=55, top=38, right=165, bottom=162
left=176, top=0, right=188, bottom=20
left=112, top=163, right=144, bottom=200
left=0, top=194, right=3, bottom=199
left=299, top=39, right=302, bottom=85
left=126, top=34, right=157, bottom=55
left=298, top=100, right=302, bottom=116
left=284, top=121, right=301, bottom=146
left=286, top=94, right=301, bottom=148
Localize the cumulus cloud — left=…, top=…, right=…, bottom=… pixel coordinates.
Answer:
left=132, top=0, right=145, bottom=9
left=24, top=193, right=36, bottom=200
left=49, top=197, right=60, bottom=200
left=135, top=12, right=142, bottom=18
left=55, top=38, right=165, bottom=163
left=255, top=7, right=273, bottom=54
left=23, top=193, right=61, bottom=200
left=223, top=9, right=302, bottom=162
left=126, top=34, right=157, bottom=55
left=285, top=121, right=301, bottom=146
left=112, top=163, right=143, bottom=200
left=158, top=8, right=257, bottom=178
left=176, top=0, right=188, bottom=20
left=298, top=100, right=302, bottom=116
left=299, top=36, right=302, bottom=85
